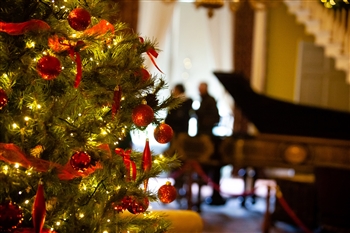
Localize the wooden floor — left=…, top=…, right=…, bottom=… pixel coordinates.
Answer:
left=150, top=177, right=306, bottom=233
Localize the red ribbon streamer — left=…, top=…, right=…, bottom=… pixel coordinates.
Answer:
left=112, top=85, right=122, bottom=119
left=32, top=181, right=46, bottom=233
left=115, top=148, right=136, bottom=181
left=83, top=19, right=114, bottom=37
left=139, top=37, right=163, bottom=73
left=0, top=143, right=101, bottom=180
left=0, top=19, right=50, bottom=35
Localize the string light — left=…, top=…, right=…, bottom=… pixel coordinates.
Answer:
left=3, top=165, right=8, bottom=174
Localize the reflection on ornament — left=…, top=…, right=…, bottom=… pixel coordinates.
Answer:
left=127, top=197, right=149, bottom=214
left=0, top=89, right=8, bottom=109
left=132, top=103, right=154, bottom=127
left=158, top=181, right=177, bottom=204
left=154, top=123, right=173, bottom=144
left=70, top=151, right=91, bottom=172
left=68, top=8, right=91, bottom=31
left=0, top=200, right=23, bottom=231
left=36, top=55, right=61, bottom=80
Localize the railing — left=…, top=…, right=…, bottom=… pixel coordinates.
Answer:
left=284, top=1, right=350, bottom=83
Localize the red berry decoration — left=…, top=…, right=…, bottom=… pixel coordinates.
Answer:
left=132, top=102, right=154, bottom=127
left=0, top=200, right=23, bottom=231
left=70, top=151, right=91, bottom=172
left=0, top=89, right=8, bottom=109
left=158, top=181, right=177, bottom=204
left=127, top=197, right=149, bottom=214
left=154, top=123, right=173, bottom=144
left=36, top=55, right=61, bottom=80
left=68, top=8, right=91, bottom=31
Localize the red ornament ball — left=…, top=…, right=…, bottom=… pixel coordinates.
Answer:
left=70, top=151, right=91, bottom=172
left=158, top=181, right=177, bottom=204
left=68, top=8, right=91, bottom=31
left=132, top=103, right=154, bottom=127
left=135, top=68, right=150, bottom=81
left=127, top=197, right=149, bottom=214
left=0, top=89, right=8, bottom=109
left=154, top=123, right=173, bottom=144
left=36, top=55, right=61, bottom=80
left=113, top=196, right=132, bottom=213
left=0, top=201, right=23, bottom=231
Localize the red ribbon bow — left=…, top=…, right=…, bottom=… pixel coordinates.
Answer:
left=139, top=37, right=163, bottom=73
left=59, top=40, right=85, bottom=88
left=115, top=148, right=136, bottom=181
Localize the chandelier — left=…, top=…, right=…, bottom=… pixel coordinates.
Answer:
left=194, top=0, right=279, bottom=17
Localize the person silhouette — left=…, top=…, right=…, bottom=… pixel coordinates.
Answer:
left=196, top=82, right=226, bottom=206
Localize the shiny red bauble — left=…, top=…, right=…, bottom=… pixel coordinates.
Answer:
left=0, top=89, right=8, bottom=109
left=127, top=197, right=149, bottom=214
left=68, top=8, right=91, bottom=31
left=36, top=55, right=61, bottom=80
left=0, top=201, right=23, bottom=231
left=154, top=123, right=173, bottom=144
left=135, top=68, right=150, bottom=81
left=132, top=103, right=154, bottom=127
left=158, top=181, right=177, bottom=204
left=70, top=151, right=91, bottom=172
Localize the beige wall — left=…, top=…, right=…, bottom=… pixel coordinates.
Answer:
left=265, top=3, right=314, bottom=101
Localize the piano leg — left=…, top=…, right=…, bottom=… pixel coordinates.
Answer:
left=239, top=166, right=257, bottom=207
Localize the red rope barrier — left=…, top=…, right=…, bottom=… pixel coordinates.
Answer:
left=170, top=160, right=256, bottom=198
left=275, top=187, right=313, bottom=233
left=170, top=160, right=314, bottom=233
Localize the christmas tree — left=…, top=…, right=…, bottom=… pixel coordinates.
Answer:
left=0, top=0, right=180, bottom=232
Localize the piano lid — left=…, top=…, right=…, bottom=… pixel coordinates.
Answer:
left=215, top=72, right=350, bottom=141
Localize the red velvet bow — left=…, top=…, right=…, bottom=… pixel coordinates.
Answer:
left=115, top=148, right=136, bottom=181
left=0, top=19, right=50, bottom=35
left=139, top=37, right=163, bottom=73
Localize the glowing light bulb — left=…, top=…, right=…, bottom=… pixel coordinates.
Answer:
left=24, top=116, right=30, bottom=121
left=14, top=163, right=19, bottom=168
left=37, top=104, right=41, bottom=109
left=79, top=213, right=84, bottom=218
left=25, top=200, right=29, bottom=204
left=3, top=165, right=8, bottom=173
left=56, top=221, right=61, bottom=226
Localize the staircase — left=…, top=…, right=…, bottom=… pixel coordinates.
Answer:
left=284, top=1, right=350, bottom=84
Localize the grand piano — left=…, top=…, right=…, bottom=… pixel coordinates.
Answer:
left=216, top=72, right=350, bottom=174
left=215, top=72, right=350, bottom=231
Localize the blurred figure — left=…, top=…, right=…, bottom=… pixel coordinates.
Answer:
left=196, top=82, right=220, bottom=135
left=196, top=82, right=226, bottom=206
left=164, top=84, right=193, bottom=207
left=165, top=84, right=193, bottom=137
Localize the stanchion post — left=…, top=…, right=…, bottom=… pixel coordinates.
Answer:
left=262, top=185, right=271, bottom=233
